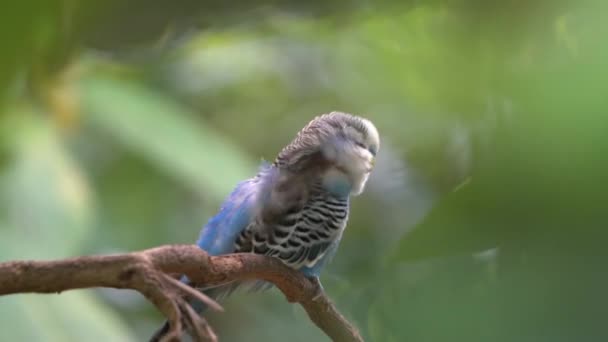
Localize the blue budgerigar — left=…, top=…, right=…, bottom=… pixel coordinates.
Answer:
left=152, top=111, right=379, bottom=340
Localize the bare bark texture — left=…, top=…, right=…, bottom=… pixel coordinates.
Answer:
left=0, top=244, right=363, bottom=342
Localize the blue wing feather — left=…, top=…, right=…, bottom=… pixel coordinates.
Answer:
left=196, top=162, right=276, bottom=255
left=188, top=163, right=279, bottom=307
left=196, top=181, right=256, bottom=256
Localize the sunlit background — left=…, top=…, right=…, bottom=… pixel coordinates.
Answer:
left=1, top=1, right=607, bottom=341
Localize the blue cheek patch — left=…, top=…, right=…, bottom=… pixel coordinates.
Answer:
left=323, top=175, right=352, bottom=198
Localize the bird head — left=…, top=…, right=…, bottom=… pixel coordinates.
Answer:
left=275, top=111, right=380, bottom=196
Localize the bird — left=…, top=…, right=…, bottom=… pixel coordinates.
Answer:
left=151, top=111, right=379, bottom=340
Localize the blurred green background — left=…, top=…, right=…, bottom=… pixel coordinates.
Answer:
left=1, top=1, right=607, bottom=341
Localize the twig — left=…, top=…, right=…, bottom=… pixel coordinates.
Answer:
left=0, top=244, right=363, bottom=342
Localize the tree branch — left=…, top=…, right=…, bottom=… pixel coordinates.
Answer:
left=0, top=244, right=363, bottom=342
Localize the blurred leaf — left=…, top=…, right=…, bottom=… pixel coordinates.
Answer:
left=0, top=291, right=134, bottom=342
left=368, top=257, right=498, bottom=342
left=79, top=72, right=254, bottom=200
left=390, top=182, right=502, bottom=262
left=0, top=110, right=132, bottom=341
left=0, top=109, right=92, bottom=259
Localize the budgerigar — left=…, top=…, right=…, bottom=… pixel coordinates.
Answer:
left=151, top=111, right=379, bottom=340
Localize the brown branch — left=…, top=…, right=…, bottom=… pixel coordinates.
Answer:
left=0, top=244, right=363, bottom=342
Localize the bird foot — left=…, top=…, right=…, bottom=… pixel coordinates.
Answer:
left=307, top=276, right=325, bottom=301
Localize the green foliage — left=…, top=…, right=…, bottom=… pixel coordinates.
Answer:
left=80, top=73, right=254, bottom=200
left=0, top=109, right=133, bottom=341
left=1, top=1, right=607, bottom=341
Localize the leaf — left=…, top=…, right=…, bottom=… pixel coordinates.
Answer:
left=0, top=110, right=92, bottom=258
left=0, top=291, right=134, bottom=342
left=78, top=73, right=255, bottom=200
left=368, top=257, right=498, bottom=342
left=0, top=110, right=133, bottom=341
left=390, top=181, right=503, bottom=263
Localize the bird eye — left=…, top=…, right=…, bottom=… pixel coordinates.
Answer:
left=355, top=142, right=366, bottom=149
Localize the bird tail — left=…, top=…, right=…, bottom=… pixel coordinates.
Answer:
left=149, top=320, right=171, bottom=342
left=149, top=279, right=272, bottom=341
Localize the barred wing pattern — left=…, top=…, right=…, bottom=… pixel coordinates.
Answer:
left=234, top=182, right=349, bottom=270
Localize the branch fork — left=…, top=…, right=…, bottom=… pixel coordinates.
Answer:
left=0, top=245, right=363, bottom=342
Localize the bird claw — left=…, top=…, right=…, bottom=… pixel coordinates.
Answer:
left=308, top=276, right=325, bottom=301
